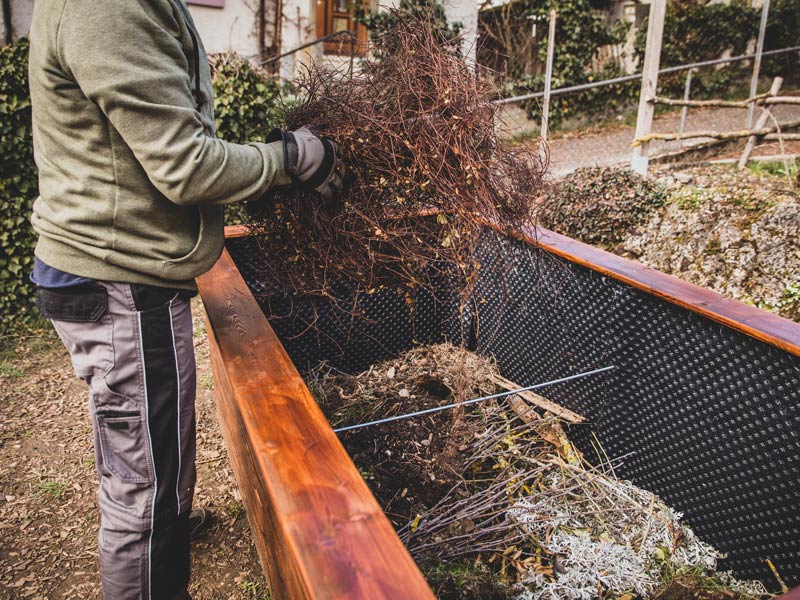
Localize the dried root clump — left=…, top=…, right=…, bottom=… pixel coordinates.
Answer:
left=247, top=14, right=546, bottom=304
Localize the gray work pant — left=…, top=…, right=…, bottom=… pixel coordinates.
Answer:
left=36, top=281, right=196, bottom=600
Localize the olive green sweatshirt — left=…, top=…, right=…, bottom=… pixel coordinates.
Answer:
left=28, top=0, right=291, bottom=289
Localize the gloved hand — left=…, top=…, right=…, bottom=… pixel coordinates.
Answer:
left=266, top=126, right=344, bottom=204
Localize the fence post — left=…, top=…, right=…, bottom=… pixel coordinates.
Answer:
left=631, top=0, right=667, bottom=176
left=747, top=0, right=771, bottom=130
left=540, top=9, right=557, bottom=143
left=738, top=76, right=783, bottom=170
left=679, top=69, right=693, bottom=148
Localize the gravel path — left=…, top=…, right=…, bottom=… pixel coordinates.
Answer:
left=546, top=103, right=800, bottom=175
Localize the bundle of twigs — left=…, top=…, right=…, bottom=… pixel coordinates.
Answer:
left=247, top=15, right=545, bottom=304
left=400, top=404, right=767, bottom=599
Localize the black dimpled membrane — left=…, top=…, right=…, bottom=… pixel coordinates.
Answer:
left=227, top=230, right=800, bottom=590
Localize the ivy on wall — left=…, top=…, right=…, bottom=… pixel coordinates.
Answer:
left=0, top=38, right=37, bottom=332
left=763, top=0, right=800, bottom=77
left=634, top=0, right=759, bottom=99
left=498, top=0, right=783, bottom=129
left=487, top=0, right=631, bottom=129
left=354, top=0, right=463, bottom=53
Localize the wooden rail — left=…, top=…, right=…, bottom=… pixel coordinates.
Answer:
left=515, top=225, right=800, bottom=357
left=204, top=224, right=800, bottom=598
left=196, top=249, right=435, bottom=600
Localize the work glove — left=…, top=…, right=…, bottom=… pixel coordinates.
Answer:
left=266, top=127, right=344, bottom=205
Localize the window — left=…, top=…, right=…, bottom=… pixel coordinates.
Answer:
left=316, top=0, right=367, bottom=55
left=187, top=0, right=225, bottom=7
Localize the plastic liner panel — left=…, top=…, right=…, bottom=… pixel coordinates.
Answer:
left=226, top=230, right=800, bottom=589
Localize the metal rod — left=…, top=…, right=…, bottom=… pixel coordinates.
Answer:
left=748, top=0, right=771, bottom=129
left=540, top=9, right=557, bottom=142
left=494, top=45, right=800, bottom=106
left=260, top=30, right=356, bottom=66
left=332, top=365, right=616, bottom=433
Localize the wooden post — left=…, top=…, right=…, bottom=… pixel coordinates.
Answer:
left=738, top=76, right=783, bottom=170
left=2, top=0, right=12, bottom=45
left=747, top=0, right=771, bottom=130
left=679, top=69, right=693, bottom=149
left=631, top=0, right=667, bottom=176
left=540, top=9, right=557, bottom=143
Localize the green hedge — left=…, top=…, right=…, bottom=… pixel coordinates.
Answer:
left=208, top=52, right=285, bottom=145
left=538, top=167, right=667, bottom=248
left=0, top=38, right=37, bottom=333
left=208, top=52, right=287, bottom=225
left=634, top=0, right=759, bottom=100
left=0, top=41, right=284, bottom=333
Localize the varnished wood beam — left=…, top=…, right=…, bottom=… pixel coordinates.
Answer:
left=197, top=249, right=435, bottom=600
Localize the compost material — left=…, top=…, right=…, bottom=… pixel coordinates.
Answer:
left=246, top=15, right=545, bottom=307
left=309, top=344, right=767, bottom=600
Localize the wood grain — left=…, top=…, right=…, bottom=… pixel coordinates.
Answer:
left=491, top=375, right=585, bottom=424
left=197, top=249, right=435, bottom=600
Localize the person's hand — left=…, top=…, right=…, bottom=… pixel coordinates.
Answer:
left=266, top=127, right=344, bottom=204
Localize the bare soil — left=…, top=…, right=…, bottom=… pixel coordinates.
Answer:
left=0, top=299, right=267, bottom=599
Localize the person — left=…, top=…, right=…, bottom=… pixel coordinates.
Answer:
left=27, top=0, right=343, bottom=598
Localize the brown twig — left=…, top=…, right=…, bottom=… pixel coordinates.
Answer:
left=246, top=14, right=546, bottom=311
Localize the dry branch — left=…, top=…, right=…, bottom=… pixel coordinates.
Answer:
left=634, top=128, right=772, bottom=145
left=739, top=78, right=784, bottom=169
left=764, top=133, right=800, bottom=140
left=650, top=92, right=771, bottom=109
left=492, top=375, right=584, bottom=423
left=763, top=96, right=800, bottom=105
left=246, top=15, right=546, bottom=308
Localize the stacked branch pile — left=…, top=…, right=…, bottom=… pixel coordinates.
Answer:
left=247, top=17, right=545, bottom=304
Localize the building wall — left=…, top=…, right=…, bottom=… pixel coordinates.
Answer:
left=278, top=0, right=479, bottom=82
left=0, top=0, right=263, bottom=57
left=279, top=0, right=320, bottom=81
left=186, top=0, right=263, bottom=58
left=443, top=0, right=478, bottom=66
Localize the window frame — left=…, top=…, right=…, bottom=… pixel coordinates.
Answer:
left=316, top=0, right=368, bottom=56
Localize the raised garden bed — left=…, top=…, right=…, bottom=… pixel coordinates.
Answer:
left=197, top=223, right=800, bottom=599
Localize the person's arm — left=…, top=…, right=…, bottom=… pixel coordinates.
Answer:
left=56, top=0, right=290, bottom=207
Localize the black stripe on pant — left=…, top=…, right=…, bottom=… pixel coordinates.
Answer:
left=136, top=289, right=190, bottom=599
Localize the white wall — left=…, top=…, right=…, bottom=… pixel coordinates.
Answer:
left=278, top=0, right=479, bottom=82
left=187, top=0, right=261, bottom=58
left=443, top=0, right=478, bottom=66
left=0, top=0, right=261, bottom=57
left=1, top=0, right=34, bottom=44
left=279, top=0, right=319, bottom=81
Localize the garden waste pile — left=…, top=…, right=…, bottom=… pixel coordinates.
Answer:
left=246, top=14, right=545, bottom=310
left=308, top=344, right=767, bottom=600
